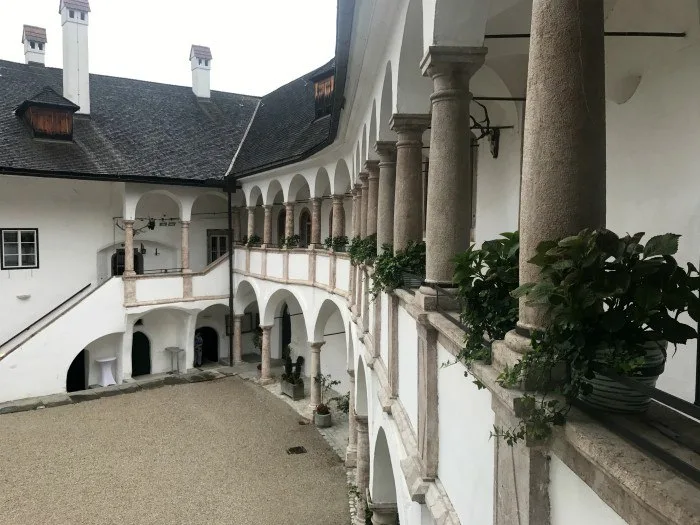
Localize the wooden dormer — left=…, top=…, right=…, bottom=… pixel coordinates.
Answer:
left=14, top=87, right=80, bottom=140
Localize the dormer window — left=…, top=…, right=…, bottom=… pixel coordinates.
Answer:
left=69, top=9, right=75, bottom=17
left=14, top=86, right=80, bottom=141
left=314, top=75, right=334, bottom=119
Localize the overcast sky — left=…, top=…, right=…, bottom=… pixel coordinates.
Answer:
left=0, top=0, right=337, bottom=96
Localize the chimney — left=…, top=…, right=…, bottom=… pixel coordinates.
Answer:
left=22, top=26, right=47, bottom=66
left=190, top=45, right=212, bottom=99
left=59, top=0, right=90, bottom=114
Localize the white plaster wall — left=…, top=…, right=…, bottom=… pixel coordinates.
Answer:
left=316, top=253, right=330, bottom=285
left=607, top=43, right=700, bottom=402
left=191, top=258, right=229, bottom=298
left=397, top=304, right=418, bottom=431
left=289, top=253, right=308, bottom=281
left=0, top=277, right=124, bottom=402
left=250, top=250, right=263, bottom=275
left=135, top=276, right=184, bottom=302
left=136, top=309, right=191, bottom=374
left=336, top=257, right=351, bottom=291
left=0, top=176, right=121, bottom=343
left=234, top=248, right=246, bottom=271
left=380, top=293, right=389, bottom=365
left=264, top=252, right=281, bottom=278
left=549, top=454, right=626, bottom=525
left=437, top=344, right=494, bottom=525
left=320, top=309, right=349, bottom=393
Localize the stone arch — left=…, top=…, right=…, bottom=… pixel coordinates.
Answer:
left=261, top=288, right=308, bottom=330
left=286, top=173, right=311, bottom=203
left=246, top=185, right=263, bottom=207
left=333, top=158, right=352, bottom=195
left=234, top=279, right=260, bottom=314
left=195, top=303, right=230, bottom=365
left=367, top=101, right=379, bottom=160
left=379, top=61, right=394, bottom=140
left=311, top=298, right=350, bottom=392
left=371, top=427, right=397, bottom=504
left=314, top=167, right=331, bottom=198
left=262, top=288, right=309, bottom=362
left=397, top=0, right=433, bottom=114
left=133, top=189, right=184, bottom=220
left=355, top=354, right=369, bottom=417
left=265, top=180, right=284, bottom=205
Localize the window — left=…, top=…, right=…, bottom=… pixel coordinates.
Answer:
left=198, top=58, right=203, bottom=66
left=204, top=59, right=210, bottom=66
left=30, top=41, right=36, bottom=49
left=80, top=12, right=85, bottom=20
left=38, top=43, right=44, bottom=51
left=69, top=9, right=75, bottom=18
left=1, top=229, right=38, bottom=269
left=207, top=230, right=228, bottom=264
left=314, top=76, right=334, bottom=119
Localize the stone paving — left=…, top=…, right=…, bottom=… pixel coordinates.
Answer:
left=0, top=362, right=356, bottom=524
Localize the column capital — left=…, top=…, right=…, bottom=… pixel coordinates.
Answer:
left=420, top=45, right=487, bottom=79
left=358, top=171, right=369, bottom=185
left=260, top=324, right=273, bottom=331
left=233, top=313, right=245, bottom=320
left=355, top=414, right=368, bottom=427
left=375, top=141, right=397, bottom=162
left=247, top=205, right=256, bottom=212
left=123, top=219, right=135, bottom=226
left=390, top=113, right=431, bottom=135
left=263, top=204, right=273, bottom=211
left=353, top=184, right=362, bottom=195
left=332, top=194, right=345, bottom=204
left=309, top=341, right=325, bottom=350
left=364, top=159, right=380, bottom=179
left=180, top=220, right=190, bottom=226
left=310, top=197, right=322, bottom=205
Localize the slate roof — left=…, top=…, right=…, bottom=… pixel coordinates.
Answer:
left=15, top=86, right=79, bottom=115
left=190, top=45, right=213, bottom=60
left=0, top=59, right=259, bottom=185
left=60, top=0, right=91, bottom=13
left=22, top=26, right=47, bottom=44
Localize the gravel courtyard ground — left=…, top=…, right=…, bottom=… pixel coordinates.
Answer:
left=0, top=377, right=350, bottom=525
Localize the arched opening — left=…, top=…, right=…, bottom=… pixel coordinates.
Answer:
left=66, top=349, right=88, bottom=392
left=234, top=280, right=262, bottom=362
left=371, top=427, right=397, bottom=504
left=299, top=208, right=312, bottom=248
left=131, top=331, right=151, bottom=377
left=132, top=192, right=182, bottom=274
left=355, top=356, right=368, bottom=417
left=195, top=326, right=219, bottom=366
left=263, top=288, right=308, bottom=374
left=313, top=299, right=350, bottom=393
left=277, top=208, right=286, bottom=245
left=192, top=194, right=229, bottom=271
left=281, top=304, right=292, bottom=358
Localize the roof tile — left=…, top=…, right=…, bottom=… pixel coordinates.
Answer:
left=22, top=25, right=47, bottom=44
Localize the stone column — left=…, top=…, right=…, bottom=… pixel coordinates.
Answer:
left=308, top=341, right=325, bottom=410
left=390, top=114, right=430, bottom=251
left=365, top=160, right=380, bottom=237
left=233, top=314, right=243, bottom=365
left=262, top=205, right=273, bottom=247
left=420, top=47, right=486, bottom=294
left=247, top=206, right=256, bottom=240
left=352, top=185, right=362, bottom=238
left=232, top=207, right=241, bottom=242
left=123, top=220, right=135, bottom=275
left=284, top=202, right=295, bottom=240
left=375, top=141, right=397, bottom=252
left=369, top=504, right=399, bottom=525
left=332, top=195, right=345, bottom=238
left=260, top=325, right=273, bottom=384
left=310, top=198, right=322, bottom=248
left=355, top=415, right=370, bottom=511
left=359, top=173, right=369, bottom=238
left=517, top=0, right=606, bottom=331
left=346, top=370, right=357, bottom=466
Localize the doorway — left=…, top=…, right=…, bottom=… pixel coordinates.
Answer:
left=112, top=249, right=144, bottom=276
left=66, top=349, right=88, bottom=392
left=196, top=327, right=219, bottom=364
left=131, top=331, right=151, bottom=377
left=281, top=304, right=292, bottom=358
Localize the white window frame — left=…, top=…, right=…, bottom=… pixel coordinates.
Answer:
left=1, top=229, right=39, bottom=270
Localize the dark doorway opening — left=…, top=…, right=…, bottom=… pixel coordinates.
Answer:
left=281, top=304, right=292, bottom=358
left=196, top=327, right=219, bottom=364
left=131, top=331, right=151, bottom=377
left=277, top=209, right=286, bottom=245
left=66, top=349, right=88, bottom=392
left=112, top=249, right=144, bottom=276
left=299, top=209, right=311, bottom=247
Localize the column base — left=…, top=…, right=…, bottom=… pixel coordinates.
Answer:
left=258, top=377, right=275, bottom=386
left=345, top=445, right=357, bottom=467
left=415, top=284, right=459, bottom=311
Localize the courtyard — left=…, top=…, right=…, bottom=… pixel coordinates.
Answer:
left=0, top=377, right=350, bottom=525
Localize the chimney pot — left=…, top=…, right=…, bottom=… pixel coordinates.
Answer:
left=190, top=45, right=212, bottom=99
left=22, top=25, right=47, bottom=66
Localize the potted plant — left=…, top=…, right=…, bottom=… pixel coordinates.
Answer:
left=348, top=234, right=377, bottom=266
left=370, top=240, right=426, bottom=297
left=453, top=232, right=519, bottom=368
left=313, top=373, right=341, bottom=428
left=498, top=229, right=700, bottom=444
left=283, top=234, right=300, bottom=249
left=324, top=235, right=349, bottom=252
left=246, top=234, right=262, bottom=247
left=280, top=350, right=305, bottom=400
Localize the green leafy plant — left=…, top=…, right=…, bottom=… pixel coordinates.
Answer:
left=246, top=234, right=262, bottom=247
left=371, top=241, right=426, bottom=297
left=453, top=232, right=519, bottom=366
left=348, top=234, right=377, bottom=266
left=497, top=229, right=700, bottom=444
left=323, top=235, right=349, bottom=252
left=281, top=349, right=305, bottom=386
left=330, top=391, right=350, bottom=414
left=323, top=236, right=333, bottom=250
left=314, top=373, right=341, bottom=414
left=283, top=234, right=300, bottom=248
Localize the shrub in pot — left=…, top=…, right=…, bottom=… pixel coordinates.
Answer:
left=313, top=373, right=341, bottom=428
left=498, top=229, right=700, bottom=444
left=453, top=232, right=519, bottom=368
left=246, top=234, right=262, bottom=247
left=348, top=234, right=377, bottom=266
left=283, top=234, right=300, bottom=249
left=324, top=235, right=348, bottom=252
left=280, top=350, right=305, bottom=400
left=371, top=241, right=426, bottom=297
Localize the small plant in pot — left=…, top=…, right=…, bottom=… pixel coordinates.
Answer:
left=314, top=373, right=341, bottom=428
left=283, top=234, right=300, bottom=249
left=348, top=234, right=377, bottom=266
left=371, top=241, right=426, bottom=297
left=246, top=234, right=262, bottom=247
left=280, top=348, right=305, bottom=400
left=497, top=229, right=700, bottom=445
left=325, top=235, right=349, bottom=252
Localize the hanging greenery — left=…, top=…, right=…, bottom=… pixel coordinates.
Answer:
left=348, top=234, right=377, bottom=266
left=324, top=235, right=349, bottom=252
left=246, top=234, right=262, bottom=247
left=496, top=229, right=700, bottom=445
left=370, top=241, right=426, bottom=297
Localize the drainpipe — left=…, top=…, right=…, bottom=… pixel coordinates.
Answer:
left=227, top=190, right=235, bottom=366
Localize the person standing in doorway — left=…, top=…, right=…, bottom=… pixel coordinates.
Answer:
left=194, top=331, right=203, bottom=367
